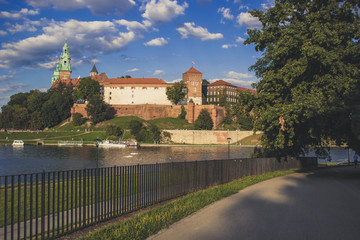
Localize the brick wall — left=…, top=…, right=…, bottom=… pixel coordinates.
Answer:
left=71, top=103, right=225, bottom=128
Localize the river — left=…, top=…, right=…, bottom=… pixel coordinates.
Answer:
left=0, top=145, right=355, bottom=176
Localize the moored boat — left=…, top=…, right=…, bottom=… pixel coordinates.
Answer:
left=98, top=140, right=127, bottom=148
left=12, top=140, right=24, bottom=146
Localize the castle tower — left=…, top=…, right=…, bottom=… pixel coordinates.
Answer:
left=182, top=67, right=203, bottom=105
left=90, top=64, right=98, bottom=77
left=51, top=59, right=60, bottom=84
left=59, top=41, right=72, bottom=81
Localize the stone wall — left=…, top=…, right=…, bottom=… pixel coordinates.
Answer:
left=71, top=103, right=226, bottom=127
left=166, top=130, right=254, bottom=144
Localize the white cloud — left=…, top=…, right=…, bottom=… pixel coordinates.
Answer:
left=0, top=19, right=142, bottom=69
left=128, top=68, right=140, bottom=72
left=236, top=36, right=246, bottom=43
left=0, top=8, right=39, bottom=19
left=0, top=83, right=27, bottom=107
left=237, top=12, right=261, bottom=28
left=0, top=30, right=7, bottom=36
left=141, top=0, right=188, bottom=24
left=144, top=37, right=168, bottom=46
left=218, top=7, right=234, bottom=24
left=222, top=44, right=237, bottom=49
left=167, top=78, right=181, bottom=83
left=114, top=19, right=152, bottom=34
left=25, top=0, right=135, bottom=16
left=0, top=74, right=14, bottom=81
left=154, top=70, right=165, bottom=75
left=5, top=19, right=45, bottom=34
left=226, top=71, right=253, bottom=79
left=177, top=22, right=223, bottom=41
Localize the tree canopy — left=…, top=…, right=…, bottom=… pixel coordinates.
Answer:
left=245, top=0, right=360, bottom=156
left=194, top=109, right=213, bottom=130
left=166, top=81, right=185, bottom=105
left=74, top=77, right=100, bottom=101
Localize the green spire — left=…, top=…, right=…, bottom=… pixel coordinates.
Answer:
left=51, top=58, right=60, bottom=83
left=60, top=41, right=71, bottom=71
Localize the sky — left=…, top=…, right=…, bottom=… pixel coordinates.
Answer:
left=0, top=0, right=273, bottom=108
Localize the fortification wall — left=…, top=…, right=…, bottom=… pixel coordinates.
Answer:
left=71, top=103, right=225, bottom=128
left=166, top=130, right=254, bottom=144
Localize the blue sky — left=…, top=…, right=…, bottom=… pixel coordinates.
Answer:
left=0, top=0, right=273, bottom=108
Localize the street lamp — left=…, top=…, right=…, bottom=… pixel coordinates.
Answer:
left=227, top=137, right=232, bottom=160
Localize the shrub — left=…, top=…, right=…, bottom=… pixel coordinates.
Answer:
left=194, top=109, right=213, bottom=130
left=72, top=113, right=85, bottom=126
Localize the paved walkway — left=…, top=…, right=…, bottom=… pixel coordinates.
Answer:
left=148, top=166, right=360, bottom=240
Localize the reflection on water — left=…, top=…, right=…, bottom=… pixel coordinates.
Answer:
left=0, top=145, right=254, bottom=176
left=0, top=145, right=354, bottom=176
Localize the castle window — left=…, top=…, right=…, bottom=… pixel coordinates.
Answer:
left=194, top=87, right=196, bottom=91
left=132, top=94, right=134, bottom=98
left=131, top=87, right=135, bottom=89
left=142, top=87, right=147, bottom=89
left=109, top=97, right=112, bottom=100
left=155, top=87, right=158, bottom=89
left=120, top=87, right=124, bottom=89
left=110, top=92, right=112, bottom=95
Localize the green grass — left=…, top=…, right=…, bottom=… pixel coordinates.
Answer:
left=80, top=169, right=301, bottom=240
left=147, top=118, right=193, bottom=130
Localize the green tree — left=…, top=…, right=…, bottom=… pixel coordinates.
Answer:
left=194, top=109, right=213, bottom=130
left=150, top=124, right=161, bottom=143
left=166, top=81, right=185, bottom=105
left=129, top=120, right=143, bottom=136
left=29, top=111, right=44, bottom=130
left=8, top=92, right=29, bottom=108
left=86, top=96, right=109, bottom=124
left=27, top=90, right=47, bottom=113
left=12, top=107, right=29, bottom=129
left=178, top=105, right=187, bottom=119
left=106, top=124, right=123, bottom=137
left=72, top=113, right=85, bottom=126
left=74, top=77, right=100, bottom=101
left=245, top=0, right=360, bottom=156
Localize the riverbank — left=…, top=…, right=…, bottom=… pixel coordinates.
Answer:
left=70, top=169, right=308, bottom=240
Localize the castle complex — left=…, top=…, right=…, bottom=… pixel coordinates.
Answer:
left=51, top=42, right=255, bottom=128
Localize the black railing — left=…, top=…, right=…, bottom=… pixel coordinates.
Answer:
left=0, top=157, right=317, bottom=240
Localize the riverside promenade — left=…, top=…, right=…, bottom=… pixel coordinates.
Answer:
left=149, top=166, right=360, bottom=240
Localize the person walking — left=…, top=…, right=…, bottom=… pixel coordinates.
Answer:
left=354, top=153, right=358, bottom=168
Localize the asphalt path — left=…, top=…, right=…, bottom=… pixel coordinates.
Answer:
left=148, top=166, right=360, bottom=240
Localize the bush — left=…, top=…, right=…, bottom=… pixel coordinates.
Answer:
left=129, top=120, right=143, bottom=136
left=178, top=105, right=187, bottom=119
left=72, top=113, right=85, bottom=126
left=194, top=109, right=213, bottom=130
left=105, top=124, right=123, bottom=137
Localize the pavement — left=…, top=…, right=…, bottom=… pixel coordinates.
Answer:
left=148, top=166, right=360, bottom=240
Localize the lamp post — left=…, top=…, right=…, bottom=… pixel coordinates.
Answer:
left=227, top=137, right=232, bottom=160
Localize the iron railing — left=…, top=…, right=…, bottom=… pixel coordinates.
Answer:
left=0, top=157, right=317, bottom=240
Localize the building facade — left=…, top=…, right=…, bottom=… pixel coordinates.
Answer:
left=207, top=80, right=256, bottom=106
left=102, top=78, right=173, bottom=105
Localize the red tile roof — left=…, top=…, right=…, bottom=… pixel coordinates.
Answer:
left=91, top=73, right=108, bottom=83
left=184, top=67, right=202, bottom=74
left=103, top=78, right=168, bottom=85
left=51, top=78, right=81, bottom=88
left=208, top=80, right=237, bottom=88
left=237, top=86, right=257, bottom=94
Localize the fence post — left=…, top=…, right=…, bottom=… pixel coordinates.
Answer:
left=41, top=171, right=45, bottom=240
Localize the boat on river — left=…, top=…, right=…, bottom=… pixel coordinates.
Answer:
left=12, top=140, right=24, bottom=146
left=98, top=140, right=127, bottom=148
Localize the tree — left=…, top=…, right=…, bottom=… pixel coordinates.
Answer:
left=129, top=120, right=143, bottom=136
left=178, top=105, right=187, bottom=119
left=194, top=109, right=213, bottom=130
left=166, top=81, right=185, bottom=105
left=74, top=77, right=100, bottom=101
left=245, top=0, right=360, bottom=156
left=29, top=111, right=44, bottom=130
left=72, top=113, right=85, bottom=126
left=106, top=124, right=123, bottom=137
left=86, top=96, right=109, bottom=124
left=150, top=124, right=161, bottom=143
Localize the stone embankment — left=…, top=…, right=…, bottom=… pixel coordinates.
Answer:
left=165, top=130, right=256, bottom=145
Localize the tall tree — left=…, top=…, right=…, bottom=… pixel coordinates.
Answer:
left=74, top=77, right=100, bottom=101
left=245, top=0, right=360, bottom=156
left=166, top=81, right=185, bottom=105
left=194, top=109, right=213, bottom=130
left=86, top=96, right=109, bottom=124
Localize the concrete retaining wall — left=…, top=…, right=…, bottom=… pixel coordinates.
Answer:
left=166, top=130, right=255, bottom=144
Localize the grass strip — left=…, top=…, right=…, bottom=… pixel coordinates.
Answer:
left=80, top=169, right=302, bottom=240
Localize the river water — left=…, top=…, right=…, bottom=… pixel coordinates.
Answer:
left=0, top=145, right=355, bottom=176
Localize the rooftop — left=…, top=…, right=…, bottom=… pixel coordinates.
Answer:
left=184, top=67, right=202, bottom=74
left=103, top=78, right=168, bottom=85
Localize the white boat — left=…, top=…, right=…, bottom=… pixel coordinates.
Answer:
left=98, top=140, right=127, bottom=148
left=12, top=140, right=24, bottom=146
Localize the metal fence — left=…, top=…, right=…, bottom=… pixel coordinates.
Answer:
left=0, top=157, right=317, bottom=240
